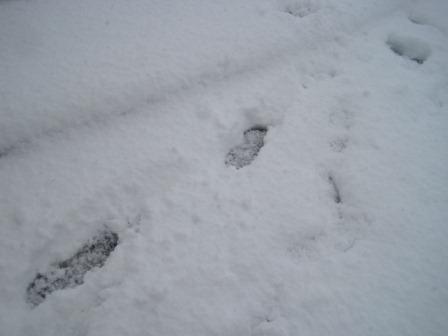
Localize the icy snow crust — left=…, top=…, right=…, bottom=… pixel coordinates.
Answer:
left=1, top=0, right=448, bottom=335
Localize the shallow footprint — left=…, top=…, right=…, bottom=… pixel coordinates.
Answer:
left=284, top=1, right=319, bottom=18
left=386, top=34, right=431, bottom=64
left=328, top=174, right=342, bottom=204
left=225, top=126, right=267, bottom=169
left=26, top=229, right=118, bottom=307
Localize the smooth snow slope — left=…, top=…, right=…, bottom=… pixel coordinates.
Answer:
left=1, top=0, right=447, bottom=335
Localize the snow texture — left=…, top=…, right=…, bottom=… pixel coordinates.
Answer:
left=0, top=0, right=448, bottom=335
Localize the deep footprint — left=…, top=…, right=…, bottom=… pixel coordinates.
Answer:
left=386, top=34, right=431, bottom=64
left=26, top=229, right=118, bottom=307
left=225, top=126, right=267, bottom=169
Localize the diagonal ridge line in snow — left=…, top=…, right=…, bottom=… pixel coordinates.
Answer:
left=0, top=3, right=405, bottom=159
left=0, top=42, right=312, bottom=158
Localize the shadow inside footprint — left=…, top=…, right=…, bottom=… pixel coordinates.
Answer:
left=26, top=229, right=118, bottom=307
left=225, top=126, right=267, bottom=169
left=328, top=175, right=342, bottom=204
left=284, top=1, right=319, bottom=18
left=408, top=15, right=427, bottom=25
left=386, top=34, right=431, bottom=64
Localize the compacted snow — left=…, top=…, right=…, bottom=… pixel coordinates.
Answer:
left=0, top=0, right=447, bottom=335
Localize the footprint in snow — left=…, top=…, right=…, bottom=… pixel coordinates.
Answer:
left=408, top=15, right=426, bottom=26
left=284, top=1, right=319, bottom=18
left=329, top=136, right=348, bottom=153
left=328, top=174, right=342, bottom=204
left=26, top=229, right=118, bottom=307
left=386, top=34, right=431, bottom=64
left=408, top=12, right=433, bottom=26
left=225, top=126, right=267, bottom=169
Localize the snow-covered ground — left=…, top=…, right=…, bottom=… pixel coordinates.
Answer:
left=1, top=0, right=447, bottom=335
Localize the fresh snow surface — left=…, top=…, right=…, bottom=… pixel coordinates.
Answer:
left=1, top=0, right=447, bottom=335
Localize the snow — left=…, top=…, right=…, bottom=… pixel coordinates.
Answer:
left=0, top=0, right=447, bottom=335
